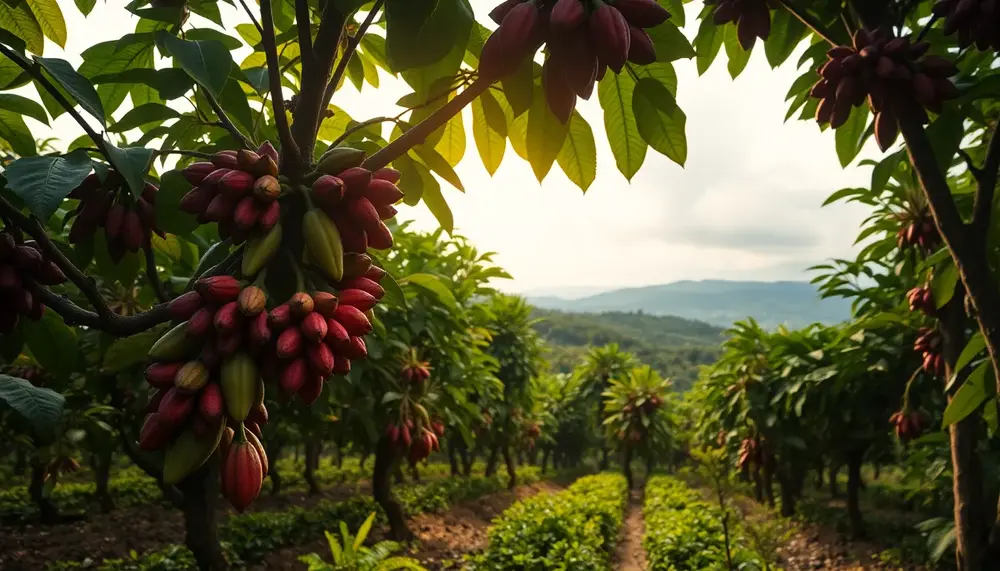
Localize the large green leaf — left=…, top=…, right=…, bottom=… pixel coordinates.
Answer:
left=632, top=78, right=687, bottom=166
left=415, top=145, right=464, bottom=192
left=385, top=0, right=471, bottom=72
left=646, top=21, right=695, bottom=62
left=79, top=38, right=155, bottom=116
left=158, top=32, right=233, bottom=97
left=103, top=324, right=167, bottom=372
left=419, top=169, right=454, bottom=234
left=763, top=9, right=805, bottom=68
left=835, top=106, right=869, bottom=167
left=434, top=111, right=466, bottom=166
left=91, top=67, right=193, bottom=101
left=0, top=1, right=44, bottom=54
left=105, top=144, right=152, bottom=199
left=26, top=0, right=66, bottom=49
left=598, top=73, right=647, bottom=180
left=502, top=58, right=535, bottom=118
left=24, top=308, right=78, bottom=379
left=218, top=77, right=255, bottom=136
left=110, top=102, right=180, bottom=133
left=155, top=169, right=200, bottom=235
left=932, top=262, right=959, bottom=309
left=954, top=333, right=986, bottom=378
left=472, top=91, right=506, bottom=176
left=942, top=361, right=992, bottom=427
left=0, top=93, right=48, bottom=125
left=35, top=56, right=105, bottom=126
left=393, top=153, right=426, bottom=206
left=723, top=25, right=751, bottom=78
left=403, top=273, right=459, bottom=312
left=74, top=0, right=96, bottom=16
left=525, top=87, right=569, bottom=182
left=185, top=28, right=243, bottom=50
left=4, top=149, right=92, bottom=221
left=0, top=375, right=64, bottom=444
left=556, top=111, right=597, bottom=192
left=0, top=108, right=36, bottom=156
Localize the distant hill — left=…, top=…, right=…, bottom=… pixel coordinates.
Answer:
left=527, top=280, right=851, bottom=329
left=531, top=309, right=725, bottom=391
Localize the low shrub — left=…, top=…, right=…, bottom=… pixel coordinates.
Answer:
left=470, top=473, right=627, bottom=571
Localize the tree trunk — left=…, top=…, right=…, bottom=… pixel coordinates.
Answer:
left=600, top=447, right=609, bottom=471
left=828, top=464, right=840, bottom=498
left=394, top=465, right=405, bottom=484
left=303, top=439, right=322, bottom=495
left=459, top=443, right=472, bottom=477
left=94, top=448, right=115, bottom=513
left=752, top=464, right=763, bottom=503
left=941, top=299, right=990, bottom=571
left=846, top=448, right=867, bottom=539
left=410, top=463, right=421, bottom=483
left=178, top=461, right=228, bottom=571
left=266, top=438, right=283, bottom=495
left=777, top=465, right=796, bottom=517
left=29, top=461, right=59, bottom=524
left=815, top=461, right=824, bottom=490
left=541, top=448, right=550, bottom=474
left=448, top=442, right=461, bottom=477
left=502, top=446, right=517, bottom=489
left=761, top=453, right=776, bottom=508
left=484, top=444, right=499, bottom=477
left=623, top=445, right=634, bottom=490
left=373, top=436, right=412, bottom=541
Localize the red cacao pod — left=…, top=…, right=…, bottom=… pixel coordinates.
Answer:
left=333, top=305, right=372, bottom=336
left=325, top=318, right=350, bottom=346
left=198, top=382, right=224, bottom=421
left=373, top=167, right=401, bottom=184
left=169, top=291, right=203, bottom=320
left=365, top=179, right=404, bottom=206
left=268, top=304, right=293, bottom=329
left=312, top=291, right=339, bottom=318
left=158, top=387, right=194, bottom=425
left=237, top=286, right=267, bottom=316
left=590, top=4, right=631, bottom=73
left=145, top=362, right=183, bottom=389
left=300, top=311, right=328, bottom=342
left=197, top=276, right=242, bottom=304
left=222, top=440, right=263, bottom=512
left=307, top=342, right=335, bottom=377
left=280, top=358, right=308, bottom=394
left=213, top=301, right=243, bottom=336
left=276, top=326, right=303, bottom=359
left=233, top=196, right=261, bottom=230
left=338, top=288, right=378, bottom=312
left=249, top=311, right=272, bottom=347
left=139, top=413, right=175, bottom=451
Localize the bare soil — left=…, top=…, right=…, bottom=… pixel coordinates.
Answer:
left=614, top=490, right=647, bottom=571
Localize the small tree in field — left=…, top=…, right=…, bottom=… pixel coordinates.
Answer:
left=602, top=364, right=672, bottom=489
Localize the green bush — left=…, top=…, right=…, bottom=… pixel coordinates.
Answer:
left=642, top=476, right=765, bottom=571
left=0, top=467, right=162, bottom=522
left=470, top=473, right=627, bottom=571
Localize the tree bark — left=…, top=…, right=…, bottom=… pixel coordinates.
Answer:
left=410, top=463, right=421, bottom=483
left=828, top=464, right=840, bottom=498
left=761, top=452, right=776, bottom=508
left=94, top=448, right=115, bottom=513
left=177, top=461, right=228, bottom=571
left=29, top=461, right=59, bottom=524
left=623, top=444, right=634, bottom=490
left=502, top=446, right=517, bottom=489
left=459, top=442, right=472, bottom=477
left=266, top=438, right=283, bottom=495
left=448, top=442, right=461, bottom=477
left=752, top=464, right=763, bottom=503
left=815, top=461, right=824, bottom=490
left=846, top=448, right=867, bottom=539
left=541, top=448, right=550, bottom=474
left=941, top=299, right=990, bottom=571
left=484, top=444, right=499, bottom=477
left=777, top=465, right=796, bottom=517
left=303, top=439, right=322, bottom=495
left=394, top=465, right=405, bottom=484
left=373, top=436, right=412, bottom=541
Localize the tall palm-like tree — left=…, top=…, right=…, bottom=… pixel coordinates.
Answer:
left=577, top=344, right=636, bottom=468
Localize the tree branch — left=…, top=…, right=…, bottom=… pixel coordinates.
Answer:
left=261, top=0, right=301, bottom=167
left=143, top=243, right=169, bottom=303
left=296, top=0, right=316, bottom=72
left=362, top=77, right=492, bottom=172
left=0, top=43, right=113, bottom=165
left=321, top=0, right=385, bottom=112
left=204, top=90, right=254, bottom=149
left=897, top=116, right=1000, bottom=398
left=775, top=0, right=840, bottom=46
left=972, top=124, right=1000, bottom=237
left=236, top=0, right=264, bottom=37
left=331, top=116, right=401, bottom=148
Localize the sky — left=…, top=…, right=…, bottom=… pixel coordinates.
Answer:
left=19, top=1, right=881, bottom=298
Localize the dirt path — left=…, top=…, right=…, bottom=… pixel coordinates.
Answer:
left=614, top=490, right=647, bottom=571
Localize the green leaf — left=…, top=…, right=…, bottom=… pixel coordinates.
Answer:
left=0, top=108, right=36, bottom=156
left=74, top=0, right=96, bottom=16
left=646, top=21, right=695, bottom=62
left=156, top=170, right=200, bottom=235
left=80, top=37, right=155, bottom=116
left=693, top=17, right=723, bottom=75
left=91, top=67, right=193, bottom=101
left=218, top=77, right=255, bottom=136
left=110, top=102, right=179, bottom=133
left=235, top=22, right=262, bottom=47
left=0, top=1, right=44, bottom=54
left=158, top=32, right=233, bottom=97
left=35, top=56, right=105, bottom=125
left=598, top=72, right=647, bottom=180
left=632, top=78, right=687, bottom=167
left=4, top=149, right=92, bottom=221
left=415, top=145, right=463, bottom=192
left=403, top=273, right=459, bottom=312
left=763, top=9, right=805, bottom=68
left=24, top=308, right=77, bottom=379
left=822, top=187, right=865, bottom=207
left=472, top=92, right=506, bottom=176
left=502, top=58, right=535, bottom=118
left=189, top=0, right=223, bottom=26
left=723, top=25, right=751, bottom=78
left=185, top=28, right=243, bottom=50
left=419, top=168, right=454, bottom=234
left=93, top=231, right=140, bottom=287
left=932, top=262, right=959, bottom=309
left=102, top=324, right=167, bottom=372
left=526, top=87, right=569, bottom=182
left=955, top=333, right=986, bottom=377
left=0, top=375, right=64, bottom=444
left=392, top=153, right=425, bottom=206
left=379, top=269, right=407, bottom=311
left=105, top=144, right=152, bottom=199
left=835, top=106, right=869, bottom=167
left=926, top=109, right=964, bottom=171
left=434, top=112, right=466, bottom=166
left=871, top=151, right=902, bottom=194
left=26, top=0, right=65, bottom=48
left=385, top=0, right=470, bottom=72
left=942, top=361, right=991, bottom=427
left=556, top=111, right=597, bottom=192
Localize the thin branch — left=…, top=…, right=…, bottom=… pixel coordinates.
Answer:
left=331, top=116, right=401, bottom=148
left=322, top=0, right=385, bottom=112
left=0, top=43, right=113, bottom=165
left=973, top=124, right=1000, bottom=236
left=363, top=77, right=492, bottom=172
left=261, top=0, right=301, bottom=167
left=775, top=0, right=839, bottom=46
left=84, top=147, right=212, bottom=160
left=296, top=0, right=316, bottom=72
left=958, top=149, right=983, bottom=178
left=28, top=283, right=174, bottom=336
left=236, top=0, right=264, bottom=37
left=917, top=14, right=940, bottom=42
left=143, top=244, right=169, bottom=303
left=204, top=90, right=254, bottom=149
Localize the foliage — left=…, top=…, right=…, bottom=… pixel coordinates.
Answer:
left=470, top=473, right=627, bottom=571
left=298, top=512, right=426, bottom=571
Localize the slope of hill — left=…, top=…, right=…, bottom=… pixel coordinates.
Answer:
left=532, top=309, right=725, bottom=391
left=527, top=280, right=851, bottom=329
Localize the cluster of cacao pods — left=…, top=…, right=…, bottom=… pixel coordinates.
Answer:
left=914, top=327, right=946, bottom=377
left=810, top=30, right=959, bottom=151
left=737, top=437, right=762, bottom=470
left=0, top=233, right=64, bottom=333
left=482, top=0, right=670, bottom=123
left=68, top=171, right=162, bottom=261
left=400, top=350, right=432, bottom=393
left=640, top=394, right=663, bottom=414
left=889, top=410, right=924, bottom=443
left=180, top=142, right=282, bottom=244
left=896, top=209, right=941, bottom=252
left=906, top=284, right=936, bottom=316
left=140, top=275, right=271, bottom=510
left=705, top=0, right=772, bottom=49
left=302, top=148, right=403, bottom=285
left=933, top=0, right=1000, bottom=51
left=386, top=416, right=442, bottom=466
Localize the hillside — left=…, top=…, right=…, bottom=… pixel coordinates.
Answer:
left=527, top=280, right=851, bottom=329
left=532, top=309, right=725, bottom=391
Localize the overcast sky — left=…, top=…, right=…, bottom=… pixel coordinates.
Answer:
left=23, top=1, right=880, bottom=297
